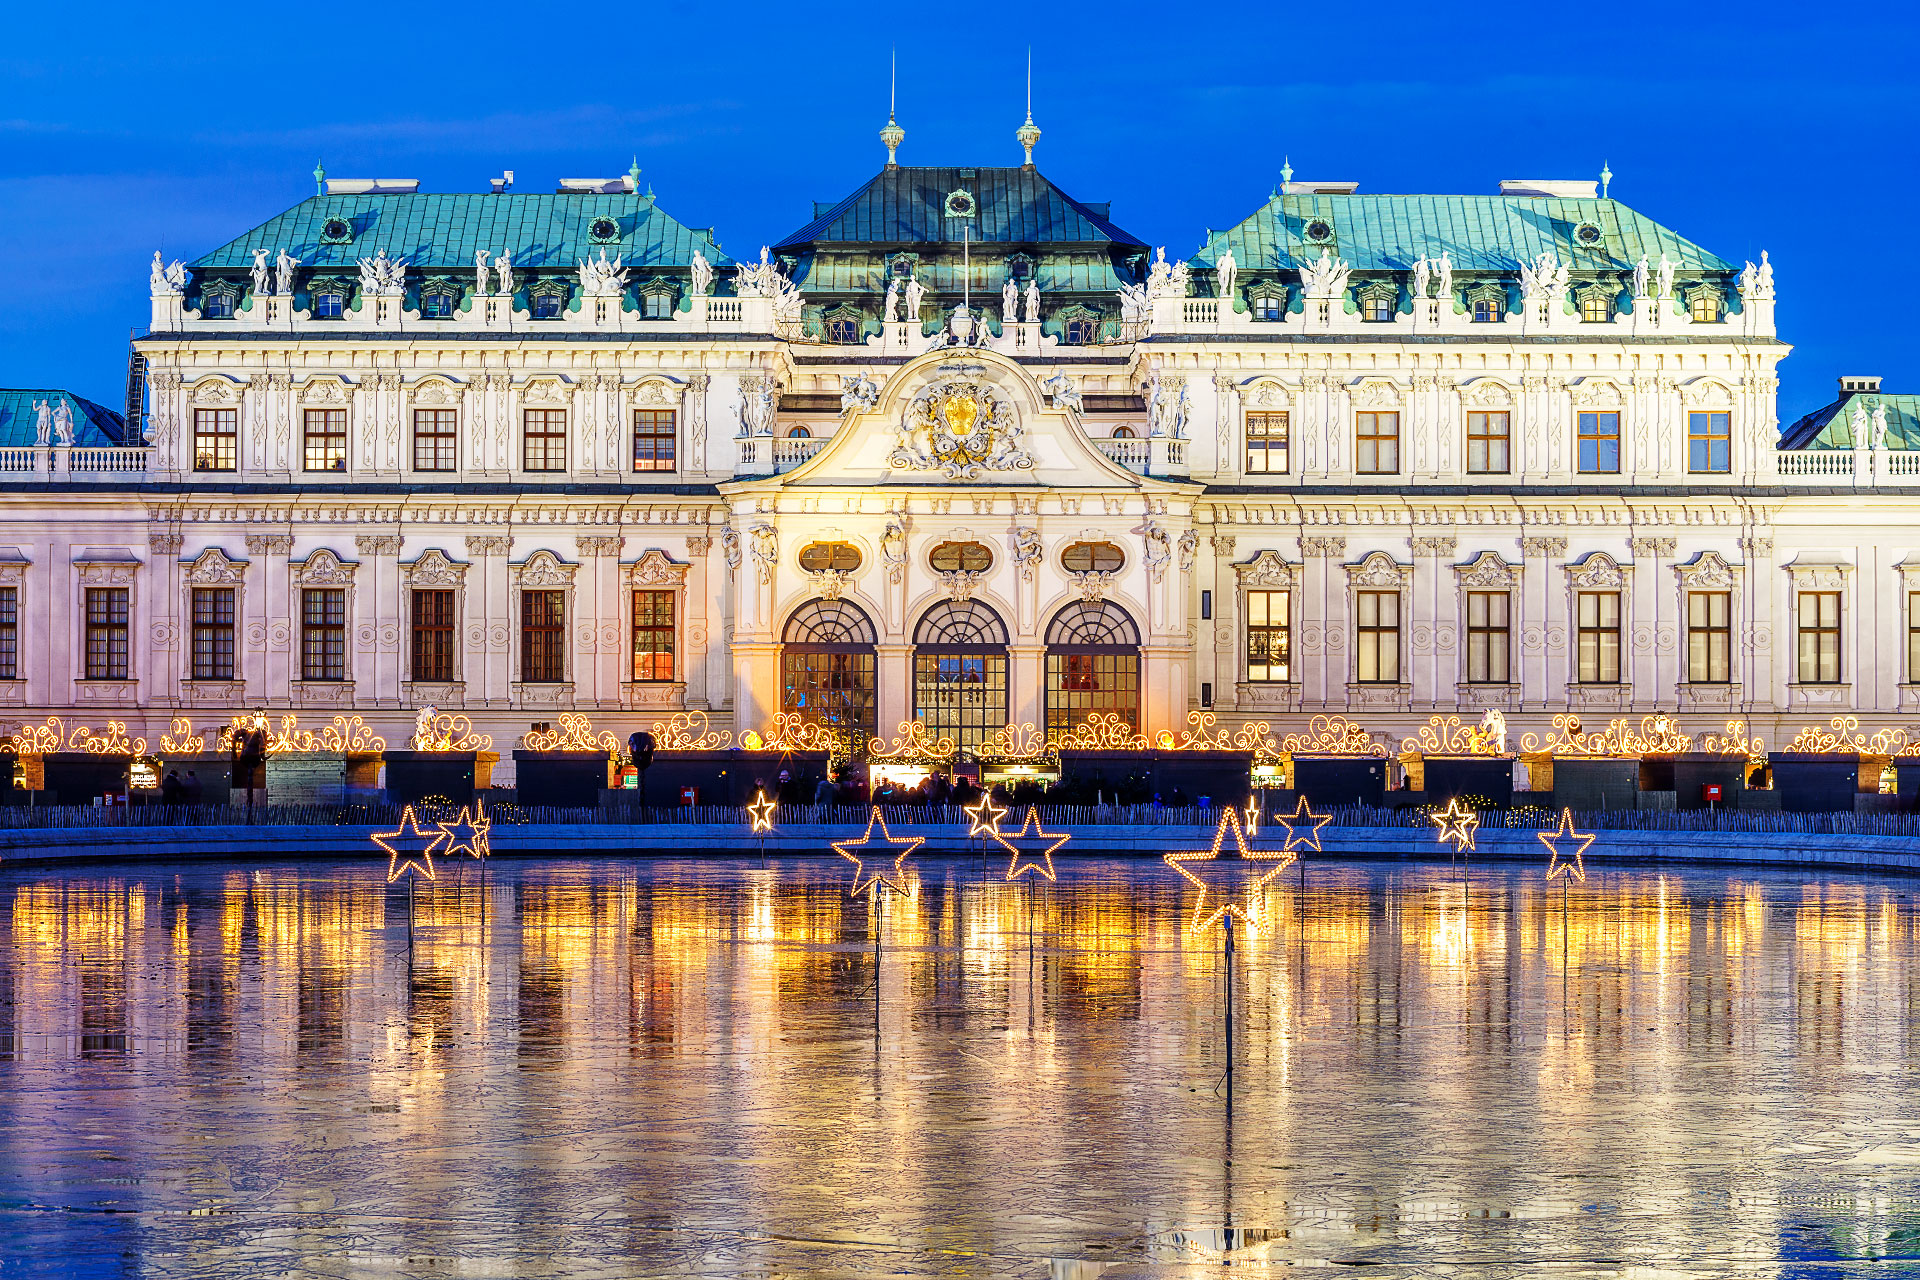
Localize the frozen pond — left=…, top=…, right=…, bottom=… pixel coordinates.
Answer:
left=1, top=853, right=1918, bottom=1276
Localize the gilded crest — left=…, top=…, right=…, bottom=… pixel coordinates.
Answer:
left=890, top=371, right=1032, bottom=480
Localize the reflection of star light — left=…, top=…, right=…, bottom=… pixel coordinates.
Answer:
left=375, top=805, right=446, bottom=882
left=1164, top=808, right=1293, bottom=934
left=1429, top=796, right=1480, bottom=853
left=994, top=805, right=1070, bottom=881
left=963, top=792, right=1008, bottom=838
left=832, top=807, right=925, bottom=897
left=746, top=790, right=777, bottom=833
left=435, top=805, right=490, bottom=859
left=1539, top=807, right=1594, bottom=881
left=1273, top=794, right=1332, bottom=853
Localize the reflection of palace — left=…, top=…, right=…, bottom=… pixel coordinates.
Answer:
left=4, top=110, right=1906, bottom=769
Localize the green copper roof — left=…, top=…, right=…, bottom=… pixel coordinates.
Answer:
left=1780, top=392, right=1920, bottom=450
left=190, top=193, right=733, bottom=274
left=1189, top=194, right=1734, bottom=277
left=0, top=390, right=126, bottom=448
left=773, top=165, right=1147, bottom=251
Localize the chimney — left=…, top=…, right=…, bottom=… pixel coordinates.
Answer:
left=1840, top=376, right=1883, bottom=394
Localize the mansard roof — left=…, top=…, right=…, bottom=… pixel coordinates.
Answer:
left=773, top=165, right=1147, bottom=252
left=1189, top=194, right=1734, bottom=277
left=0, top=390, right=126, bottom=448
left=189, top=193, right=733, bottom=274
left=1780, top=391, right=1920, bottom=450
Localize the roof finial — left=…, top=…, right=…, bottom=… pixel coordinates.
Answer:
left=1015, top=47, right=1041, bottom=167
left=628, top=156, right=643, bottom=193
left=313, top=158, right=326, bottom=196
left=880, top=48, right=905, bottom=167
left=1599, top=159, right=1613, bottom=199
left=1279, top=155, right=1294, bottom=194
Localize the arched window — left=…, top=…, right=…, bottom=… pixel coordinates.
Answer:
left=1045, top=600, right=1141, bottom=738
left=1110, top=426, right=1135, bottom=440
left=787, top=426, right=812, bottom=440
left=913, top=600, right=1009, bottom=750
left=782, top=598, right=877, bottom=748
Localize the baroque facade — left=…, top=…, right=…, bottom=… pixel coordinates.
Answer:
left=1, top=123, right=1907, bottom=772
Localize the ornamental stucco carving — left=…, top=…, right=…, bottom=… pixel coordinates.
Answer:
left=1673, top=551, right=1737, bottom=590
left=748, top=524, right=777, bottom=585
left=1566, top=552, right=1627, bottom=588
left=511, top=549, right=576, bottom=588
left=465, top=535, right=511, bottom=557
left=1347, top=552, right=1407, bottom=588
left=1069, top=571, right=1114, bottom=603
left=1138, top=520, right=1173, bottom=583
left=403, top=549, right=467, bottom=588
left=1010, top=527, right=1043, bottom=583
left=1454, top=551, right=1519, bottom=588
left=891, top=374, right=1032, bottom=479
left=355, top=535, right=401, bottom=556
left=1234, top=550, right=1297, bottom=588
left=1521, top=536, right=1567, bottom=558
left=627, top=549, right=689, bottom=588
left=296, top=549, right=356, bottom=586
left=184, top=548, right=245, bottom=585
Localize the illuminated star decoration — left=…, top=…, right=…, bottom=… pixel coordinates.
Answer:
left=993, top=805, right=1071, bottom=882
left=1429, top=796, right=1480, bottom=854
left=1164, top=807, right=1293, bottom=935
left=1273, top=794, right=1332, bottom=854
left=375, top=805, right=446, bottom=882
left=746, top=789, right=778, bottom=833
left=435, top=804, right=491, bottom=859
left=1539, top=806, right=1594, bottom=881
left=832, top=806, right=925, bottom=898
left=963, top=791, right=1008, bottom=838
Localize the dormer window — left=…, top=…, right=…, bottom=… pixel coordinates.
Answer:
left=313, top=289, right=346, bottom=320
left=201, top=283, right=239, bottom=320
left=1249, top=287, right=1286, bottom=321
left=1688, top=289, right=1723, bottom=323
left=1057, top=305, right=1101, bottom=345
left=529, top=281, right=567, bottom=320
left=422, top=289, right=458, bottom=319
left=1357, top=284, right=1396, bottom=323
left=1473, top=299, right=1496, bottom=322
left=825, top=316, right=860, bottom=344
left=637, top=281, right=676, bottom=321
left=1578, top=289, right=1612, bottom=323
left=1465, top=284, right=1504, bottom=324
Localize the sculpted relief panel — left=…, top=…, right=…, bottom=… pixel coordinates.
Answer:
left=890, top=373, right=1033, bottom=480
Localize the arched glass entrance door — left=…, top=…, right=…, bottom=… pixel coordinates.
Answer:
left=912, top=599, right=1009, bottom=751
left=1044, top=600, right=1141, bottom=737
left=781, top=598, right=878, bottom=748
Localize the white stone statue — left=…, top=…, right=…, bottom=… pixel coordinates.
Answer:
left=149, top=252, right=187, bottom=296
left=1138, top=520, right=1172, bottom=580
left=1630, top=254, right=1649, bottom=300
left=1040, top=371, right=1082, bottom=418
left=880, top=516, right=908, bottom=577
left=1146, top=247, right=1176, bottom=299
left=274, top=249, right=300, bottom=297
left=903, top=277, right=926, bottom=325
left=738, top=377, right=778, bottom=437
left=1478, top=708, right=1507, bottom=754
left=51, top=399, right=75, bottom=447
left=1002, top=276, right=1018, bottom=322
left=1656, top=253, right=1675, bottom=301
left=150, top=252, right=170, bottom=295
left=1176, top=528, right=1199, bottom=572
left=1215, top=248, right=1237, bottom=302
left=1146, top=373, right=1189, bottom=439
left=1434, top=251, right=1453, bottom=303
left=1757, top=250, right=1773, bottom=297
left=839, top=372, right=881, bottom=418
left=577, top=248, right=628, bottom=298
left=1170, top=258, right=1191, bottom=298
left=1519, top=250, right=1561, bottom=305
left=357, top=249, right=409, bottom=298
left=1297, top=248, right=1351, bottom=299
left=734, top=247, right=790, bottom=300
left=32, top=400, right=52, bottom=446
left=748, top=524, right=778, bottom=585
left=689, top=249, right=713, bottom=298
left=1851, top=401, right=1871, bottom=447
left=412, top=705, right=440, bottom=750
left=720, top=526, right=742, bottom=571
left=250, top=248, right=271, bottom=299
left=1010, top=526, right=1043, bottom=577
left=1410, top=255, right=1431, bottom=301
left=473, top=249, right=492, bottom=298
left=1023, top=279, right=1040, bottom=323
left=494, top=251, right=515, bottom=298
left=1872, top=404, right=1890, bottom=450
left=883, top=278, right=900, bottom=322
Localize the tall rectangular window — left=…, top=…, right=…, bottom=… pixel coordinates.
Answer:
left=413, top=409, right=457, bottom=472
left=302, top=408, right=347, bottom=472
left=1910, top=592, right=1920, bottom=684
left=1245, top=589, right=1290, bottom=682
left=1355, top=590, right=1400, bottom=683
left=1355, top=412, right=1399, bottom=474
left=632, top=409, right=676, bottom=473
left=1576, top=591, right=1621, bottom=683
left=300, top=588, right=346, bottom=681
left=1578, top=411, right=1621, bottom=474
left=1466, top=411, right=1510, bottom=474
left=522, top=590, right=566, bottom=683
left=193, top=408, right=237, bottom=472
left=631, top=590, right=675, bottom=681
left=1687, top=590, right=1731, bottom=683
left=523, top=409, right=567, bottom=472
left=411, top=589, right=455, bottom=683
left=191, top=587, right=235, bottom=680
left=1688, top=411, right=1731, bottom=474
left=1245, top=411, right=1289, bottom=474
left=1465, top=591, right=1510, bottom=683
left=1797, top=591, right=1842, bottom=685
left=84, top=587, right=129, bottom=680
left=0, top=586, right=16, bottom=680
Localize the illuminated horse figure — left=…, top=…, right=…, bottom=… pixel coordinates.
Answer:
left=1476, top=709, right=1508, bottom=754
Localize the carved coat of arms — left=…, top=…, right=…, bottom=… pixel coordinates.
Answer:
left=889, top=373, right=1033, bottom=480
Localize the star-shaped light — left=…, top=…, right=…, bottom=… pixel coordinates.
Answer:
left=1164, top=808, right=1293, bottom=935
left=375, top=805, right=445, bottom=882
left=832, top=806, right=924, bottom=898
left=1273, top=794, right=1332, bottom=854
left=993, top=805, right=1070, bottom=881
left=435, top=805, right=490, bottom=859
left=963, top=791, right=1008, bottom=838
left=1539, top=807, right=1594, bottom=881
left=1429, top=796, right=1480, bottom=854
left=746, top=789, right=778, bottom=833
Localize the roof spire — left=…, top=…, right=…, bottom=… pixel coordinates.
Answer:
left=313, top=158, right=326, bottom=196
left=880, top=49, right=904, bottom=167
left=1279, top=155, right=1293, bottom=194
left=628, top=156, right=643, bottom=193
left=1599, top=159, right=1613, bottom=199
left=1016, top=47, right=1041, bottom=167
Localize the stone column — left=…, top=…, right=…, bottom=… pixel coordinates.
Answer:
left=148, top=532, right=185, bottom=708
left=1207, top=532, right=1236, bottom=710
left=1740, top=535, right=1777, bottom=713
left=1630, top=536, right=1676, bottom=710
left=1520, top=536, right=1565, bottom=711
left=1140, top=644, right=1188, bottom=741
left=732, top=642, right=781, bottom=739
left=576, top=535, right=623, bottom=709
left=683, top=533, right=714, bottom=710
left=1212, top=375, right=1239, bottom=482
left=465, top=534, right=512, bottom=709
left=875, top=643, right=913, bottom=739
left=1411, top=535, right=1456, bottom=711
left=354, top=534, right=403, bottom=708
left=1300, top=535, right=1346, bottom=709
left=683, top=374, right=711, bottom=479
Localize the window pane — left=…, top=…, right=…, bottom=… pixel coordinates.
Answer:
left=631, top=589, right=675, bottom=681
left=523, top=410, right=566, bottom=472
left=303, top=409, right=347, bottom=472
left=413, top=409, right=457, bottom=472
left=633, top=409, right=677, bottom=473
left=1246, top=589, right=1290, bottom=682
left=411, top=589, right=456, bottom=682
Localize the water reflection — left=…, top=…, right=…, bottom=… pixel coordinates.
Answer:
left=0, top=856, right=1916, bottom=1274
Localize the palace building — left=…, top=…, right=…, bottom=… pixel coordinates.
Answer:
left=0, top=117, right=1906, bottom=774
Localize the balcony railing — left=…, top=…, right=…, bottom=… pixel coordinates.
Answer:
left=0, top=448, right=39, bottom=474
left=69, top=448, right=151, bottom=474
left=0, top=446, right=153, bottom=480
left=771, top=437, right=827, bottom=469
left=1096, top=437, right=1150, bottom=470
left=1777, top=450, right=1854, bottom=478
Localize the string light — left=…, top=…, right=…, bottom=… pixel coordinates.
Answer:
left=993, top=805, right=1070, bottom=882
left=1273, top=794, right=1331, bottom=853
left=435, top=804, right=491, bottom=859
left=412, top=713, right=493, bottom=752
left=746, top=789, right=777, bottom=833
left=650, top=709, right=734, bottom=751
left=520, top=713, right=619, bottom=753
left=867, top=720, right=957, bottom=763
left=1165, top=808, right=1293, bottom=935
left=1539, top=807, right=1594, bottom=882
left=964, top=792, right=1008, bottom=837
left=1429, top=796, right=1480, bottom=854
left=6, top=716, right=147, bottom=756
left=832, top=806, right=924, bottom=897
left=375, top=805, right=445, bottom=882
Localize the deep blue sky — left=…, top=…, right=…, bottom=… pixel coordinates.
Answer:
left=4, top=0, right=1913, bottom=425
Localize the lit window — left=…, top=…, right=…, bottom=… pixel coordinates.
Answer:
left=1576, top=591, right=1621, bottom=683
left=1361, top=293, right=1394, bottom=322
left=1355, top=412, right=1399, bottom=474
left=1355, top=590, right=1399, bottom=683
left=1688, top=411, right=1730, bottom=473
left=633, top=409, right=675, bottom=472
left=798, top=541, right=862, bottom=573
left=302, top=408, right=347, bottom=472
left=191, top=588, right=234, bottom=681
left=412, top=589, right=455, bottom=682
left=522, top=410, right=566, bottom=472
left=1578, top=411, right=1621, bottom=474
left=1687, top=591, right=1731, bottom=683
left=1061, top=541, right=1124, bottom=573
left=1246, top=590, right=1290, bottom=682
left=1690, top=293, right=1721, bottom=323
left=413, top=409, right=456, bottom=472
left=84, top=588, right=129, bottom=680
left=632, top=590, right=674, bottom=681
left=1472, top=297, right=1500, bottom=323
left=1797, top=591, right=1841, bottom=685
left=1466, top=411, right=1509, bottom=474
left=193, top=408, right=237, bottom=472
left=1246, top=411, right=1289, bottom=473
left=1580, top=291, right=1611, bottom=323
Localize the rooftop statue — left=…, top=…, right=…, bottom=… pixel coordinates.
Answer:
left=1851, top=401, right=1871, bottom=447
left=1146, top=247, right=1191, bottom=301
left=473, top=249, right=491, bottom=298
left=274, top=249, right=301, bottom=297
left=1519, top=250, right=1567, bottom=305
left=1434, top=251, right=1453, bottom=302
left=1023, top=279, right=1040, bottom=323
left=1656, top=253, right=1675, bottom=302
left=1297, top=248, right=1350, bottom=299
left=903, top=277, right=927, bottom=326
left=884, top=278, right=900, bottom=322
left=1216, top=248, right=1237, bottom=302
left=32, top=399, right=52, bottom=447
left=494, top=251, right=514, bottom=298
left=1872, top=405, right=1890, bottom=450
left=51, top=398, right=75, bottom=447
left=839, top=372, right=881, bottom=418
left=150, top=251, right=187, bottom=296
left=577, top=248, right=628, bottom=299
left=1410, top=255, right=1431, bottom=301
left=1632, top=254, right=1650, bottom=300
left=1040, top=371, right=1082, bottom=419
left=1001, top=277, right=1018, bottom=324
left=1740, top=250, right=1775, bottom=301
left=1118, top=281, right=1150, bottom=331
left=251, top=248, right=271, bottom=299
left=357, top=249, right=409, bottom=298
left=1757, top=250, right=1774, bottom=297
left=689, top=249, right=713, bottom=298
